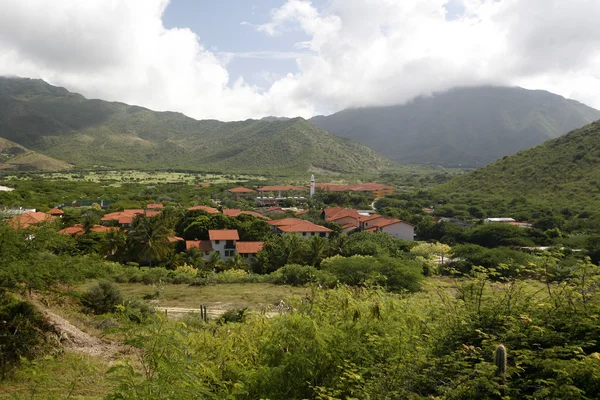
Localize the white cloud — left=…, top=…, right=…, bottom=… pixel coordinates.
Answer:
left=0, top=0, right=599, bottom=120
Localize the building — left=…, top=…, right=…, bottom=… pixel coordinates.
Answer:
left=236, top=241, right=264, bottom=261
left=48, top=208, right=65, bottom=217
left=6, top=211, right=55, bottom=229
left=371, top=219, right=415, bottom=241
left=228, top=187, right=256, bottom=198
left=209, top=229, right=240, bottom=260
left=268, top=218, right=332, bottom=238
left=187, top=205, right=220, bottom=214
left=222, top=209, right=271, bottom=220
left=187, top=230, right=264, bottom=262
left=484, top=218, right=516, bottom=223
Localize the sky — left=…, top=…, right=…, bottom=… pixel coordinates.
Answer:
left=0, top=0, right=599, bottom=121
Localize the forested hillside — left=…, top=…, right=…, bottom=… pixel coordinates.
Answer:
left=0, top=77, right=393, bottom=174
left=310, top=86, right=600, bottom=167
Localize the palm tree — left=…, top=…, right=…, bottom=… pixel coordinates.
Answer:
left=129, top=215, right=173, bottom=267
left=307, top=235, right=329, bottom=267
left=102, top=229, right=128, bottom=260
left=203, top=251, right=222, bottom=271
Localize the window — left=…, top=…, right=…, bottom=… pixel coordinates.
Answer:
left=224, top=250, right=235, bottom=257
left=302, top=232, right=307, bottom=236
left=215, top=240, right=220, bottom=245
left=320, top=232, right=326, bottom=237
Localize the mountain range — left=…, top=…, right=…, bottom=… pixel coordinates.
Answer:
left=437, top=119, right=600, bottom=212
left=310, top=86, right=600, bottom=167
left=0, top=77, right=393, bottom=174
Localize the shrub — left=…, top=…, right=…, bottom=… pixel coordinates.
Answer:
left=219, top=307, right=248, bottom=324
left=81, top=281, right=123, bottom=314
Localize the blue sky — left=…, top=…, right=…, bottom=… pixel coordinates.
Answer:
left=163, top=0, right=326, bottom=88
left=163, top=0, right=465, bottom=89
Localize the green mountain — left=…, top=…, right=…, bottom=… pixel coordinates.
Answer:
left=0, top=77, right=394, bottom=174
left=436, top=120, right=600, bottom=212
left=310, top=86, right=600, bottom=167
left=0, top=137, right=72, bottom=171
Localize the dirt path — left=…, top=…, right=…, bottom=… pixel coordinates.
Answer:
left=42, top=310, right=127, bottom=360
left=156, top=305, right=279, bottom=319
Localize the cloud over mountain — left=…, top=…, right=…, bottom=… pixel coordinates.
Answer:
left=0, top=0, right=599, bottom=120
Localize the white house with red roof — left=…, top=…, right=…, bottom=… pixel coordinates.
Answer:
left=209, top=229, right=239, bottom=260
left=371, top=219, right=415, bottom=241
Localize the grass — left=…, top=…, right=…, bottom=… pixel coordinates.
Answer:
left=75, top=282, right=309, bottom=311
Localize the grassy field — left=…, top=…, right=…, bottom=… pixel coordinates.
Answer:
left=76, top=282, right=310, bottom=313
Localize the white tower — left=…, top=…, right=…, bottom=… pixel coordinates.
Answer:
left=310, top=174, right=315, bottom=198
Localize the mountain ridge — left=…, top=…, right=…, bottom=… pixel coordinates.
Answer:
left=0, top=77, right=394, bottom=174
left=310, top=86, right=600, bottom=167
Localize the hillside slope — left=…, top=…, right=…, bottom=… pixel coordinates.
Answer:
left=0, top=77, right=394, bottom=174
left=0, top=137, right=72, bottom=171
left=310, top=86, right=600, bottom=167
left=436, top=120, right=600, bottom=211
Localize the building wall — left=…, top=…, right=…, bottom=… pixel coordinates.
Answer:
left=380, top=223, right=414, bottom=241
left=292, top=231, right=331, bottom=239
left=361, top=217, right=389, bottom=230
left=211, top=240, right=237, bottom=260
left=330, top=216, right=359, bottom=227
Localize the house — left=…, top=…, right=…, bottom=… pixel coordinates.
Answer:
left=371, top=219, right=415, bottom=241
left=359, top=214, right=389, bottom=230
left=209, top=229, right=240, bottom=260
left=236, top=241, right=264, bottom=261
left=186, top=239, right=214, bottom=256
left=222, top=209, right=270, bottom=220
left=256, top=185, right=307, bottom=195
left=228, top=187, right=256, bottom=198
left=147, top=204, right=164, bottom=210
left=100, top=209, right=146, bottom=227
left=6, top=211, right=55, bottom=229
left=484, top=218, right=516, bottom=224
left=187, top=205, right=220, bottom=214
left=48, top=208, right=65, bottom=217
left=58, top=224, right=117, bottom=236
left=269, top=219, right=333, bottom=238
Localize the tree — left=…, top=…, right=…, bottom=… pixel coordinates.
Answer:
left=129, top=215, right=173, bottom=266
left=410, top=242, right=452, bottom=264
left=307, top=235, right=329, bottom=267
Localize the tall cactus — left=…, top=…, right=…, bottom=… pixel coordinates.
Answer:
left=495, top=344, right=507, bottom=377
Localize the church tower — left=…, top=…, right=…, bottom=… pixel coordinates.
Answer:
left=310, top=174, right=315, bottom=198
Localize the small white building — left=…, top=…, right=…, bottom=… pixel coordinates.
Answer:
left=372, top=219, right=415, bottom=241
left=484, top=218, right=516, bottom=223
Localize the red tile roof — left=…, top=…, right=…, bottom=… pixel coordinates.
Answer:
left=7, top=212, right=55, bottom=229
left=268, top=218, right=305, bottom=227
left=257, top=185, right=307, bottom=192
left=372, top=218, right=402, bottom=228
left=91, top=225, right=117, bottom=233
left=342, top=223, right=358, bottom=230
left=295, top=210, right=309, bottom=216
left=48, top=208, right=64, bottom=215
left=118, top=215, right=134, bottom=225
left=58, top=225, right=84, bottom=236
left=236, top=241, right=264, bottom=254
left=209, top=229, right=240, bottom=241
left=359, top=214, right=383, bottom=222
left=278, top=221, right=332, bottom=233
left=145, top=210, right=162, bottom=217
left=147, top=204, right=164, bottom=209
left=186, top=240, right=213, bottom=252
left=322, top=207, right=343, bottom=219
left=228, top=186, right=256, bottom=193
left=222, top=208, right=242, bottom=217
left=187, top=205, right=220, bottom=214
left=168, top=236, right=185, bottom=243
left=329, top=209, right=361, bottom=221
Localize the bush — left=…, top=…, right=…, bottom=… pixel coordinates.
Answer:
left=268, top=264, right=337, bottom=287
left=219, top=307, right=248, bottom=324
left=81, top=281, right=123, bottom=314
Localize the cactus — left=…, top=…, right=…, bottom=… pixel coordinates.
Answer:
left=495, top=344, right=507, bottom=377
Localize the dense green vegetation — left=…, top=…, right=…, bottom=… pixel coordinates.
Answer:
left=0, top=137, right=71, bottom=171
left=430, top=120, right=600, bottom=229
left=310, top=86, right=600, bottom=167
left=0, top=77, right=394, bottom=174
